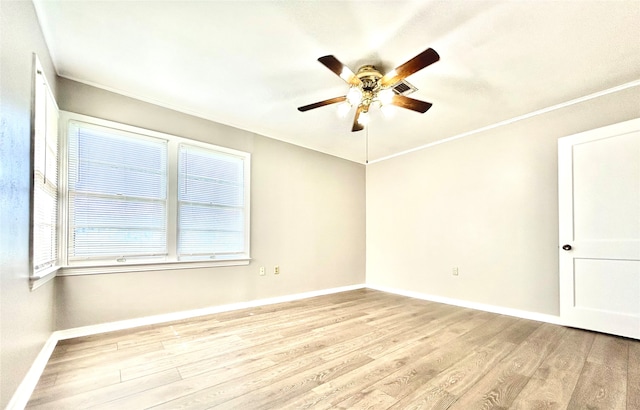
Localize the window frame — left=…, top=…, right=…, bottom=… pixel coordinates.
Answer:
left=176, top=143, right=249, bottom=261
left=57, top=111, right=251, bottom=276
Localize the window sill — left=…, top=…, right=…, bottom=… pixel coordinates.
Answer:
left=58, top=259, right=251, bottom=276
left=30, top=266, right=59, bottom=290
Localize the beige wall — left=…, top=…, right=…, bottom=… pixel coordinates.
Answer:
left=0, top=1, right=58, bottom=407
left=366, top=86, right=640, bottom=316
left=54, top=78, right=366, bottom=329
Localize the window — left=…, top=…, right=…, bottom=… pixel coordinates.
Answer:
left=59, top=112, right=250, bottom=274
left=177, top=144, right=248, bottom=261
left=31, top=55, right=59, bottom=288
left=67, top=123, right=168, bottom=262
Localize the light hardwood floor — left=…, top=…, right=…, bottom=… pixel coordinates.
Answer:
left=27, top=289, right=639, bottom=409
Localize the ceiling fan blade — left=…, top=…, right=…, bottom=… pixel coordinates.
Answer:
left=381, top=48, right=440, bottom=87
left=352, top=105, right=365, bottom=132
left=318, top=55, right=361, bottom=86
left=297, top=96, right=347, bottom=112
left=391, top=95, right=433, bottom=113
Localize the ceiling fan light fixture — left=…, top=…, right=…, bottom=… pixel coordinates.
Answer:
left=358, top=111, right=370, bottom=126
left=377, top=88, right=395, bottom=105
left=337, top=101, right=352, bottom=118
left=347, top=87, right=362, bottom=105
left=380, top=103, right=396, bottom=118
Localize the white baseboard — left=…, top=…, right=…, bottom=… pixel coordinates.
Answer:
left=366, top=284, right=563, bottom=325
left=5, top=334, right=58, bottom=410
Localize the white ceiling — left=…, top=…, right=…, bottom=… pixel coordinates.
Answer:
left=33, top=0, right=640, bottom=163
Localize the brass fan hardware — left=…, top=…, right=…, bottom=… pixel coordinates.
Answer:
left=298, top=48, right=439, bottom=132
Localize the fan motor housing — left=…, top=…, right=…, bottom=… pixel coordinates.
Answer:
left=355, top=65, right=383, bottom=91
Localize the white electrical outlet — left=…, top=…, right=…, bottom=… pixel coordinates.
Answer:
left=259, top=266, right=266, bottom=276
left=274, top=265, right=280, bottom=275
left=452, top=267, right=459, bottom=276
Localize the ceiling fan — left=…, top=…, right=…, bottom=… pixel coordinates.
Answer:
left=298, top=48, right=440, bottom=132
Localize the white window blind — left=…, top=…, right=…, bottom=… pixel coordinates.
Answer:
left=178, top=144, right=246, bottom=260
left=67, top=122, right=168, bottom=262
left=32, top=64, right=59, bottom=274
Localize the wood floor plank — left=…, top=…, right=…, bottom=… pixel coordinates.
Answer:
left=26, top=369, right=181, bottom=410
left=332, top=388, right=396, bottom=409
left=29, top=373, right=57, bottom=392
left=365, top=318, right=523, bottom=410
left=143, top=356, right=329, bottom=409
left=587, top=332, right=629, bottom=370
left=92, top=357, right=279, bottom=410
left=628, top=340, right=640, bottom=409
left=359, top=307, right=490, bottom=361
left=119, top=335, right=249, bottom=381
left=567, top=361, right=627, bottom=409
left=371, top=314, right=519, bottom=401
left=387, top=339, right=519, bottom=410
left=279, top=308, right=493, bottom=409
left=282, top=323, right=467, bottom=410
left=26, top=368, right=121, bottom=407
left=176, top=319, right=375, bottom=380
left=55, top=324, right=168, bottom=351
left=509, top=327, right=595, bottom=409
left=446, top=323, right=566, bottom=409
left=48, top=343, right=118, bottom=364
left=26, top=290, right=640, bottom=409
left=41, top=341, right=165, bottom=376
left=207, top=352, right=374, bottom=410
left=564, top=332, right=630, bottom=410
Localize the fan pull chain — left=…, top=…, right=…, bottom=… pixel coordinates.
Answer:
left=365, top=126, right=369, bottom=165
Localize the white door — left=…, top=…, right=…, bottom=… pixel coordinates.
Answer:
left=559, top=118, right=640, bottom=339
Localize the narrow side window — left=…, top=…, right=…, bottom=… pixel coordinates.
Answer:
left=31, top=55, right=59, bottom=288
